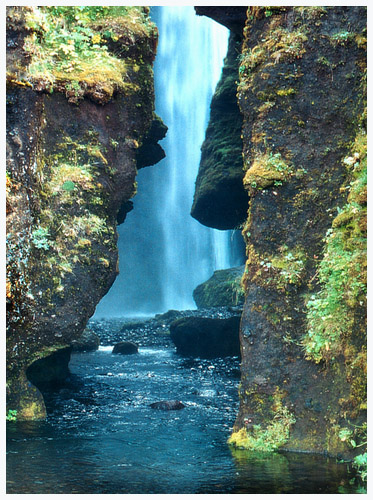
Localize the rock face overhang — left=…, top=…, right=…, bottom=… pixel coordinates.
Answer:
left=6, top=6, right=165, bottom=419
left=191, top=9, right=248, bottom=230
left=193, top=6, right=367, bottom=459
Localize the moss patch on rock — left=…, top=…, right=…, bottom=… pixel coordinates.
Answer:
left=193, top=266, right=245, bottom=308
left=231, top=5, right=366, bottom=459
left=228, top=388, right=296, bottom=452
left=19, top=7, right=157, bottom=105
left=191, top=32, right=247, bottom=230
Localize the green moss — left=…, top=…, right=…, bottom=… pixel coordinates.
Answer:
left=228, top=389, right=296, bottom=451
left=303, top=130, right=367, bottom=364
left=243, top=150, right=293, bottom=191
left=21, top=6, right=156, bottom=103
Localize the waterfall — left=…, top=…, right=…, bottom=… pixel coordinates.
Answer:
left=94, top=6, right=241, bottom=318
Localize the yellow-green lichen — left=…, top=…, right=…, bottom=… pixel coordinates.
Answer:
left=276, top=88, right=296, bottom=97
left=228, top=389, right=296, bottom=452
left=243, top=151, right=293, bottom=191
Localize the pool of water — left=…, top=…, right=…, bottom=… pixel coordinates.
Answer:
left=7, top=345, right=364, bottom=493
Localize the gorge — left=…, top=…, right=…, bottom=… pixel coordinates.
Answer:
left=6, top=5, right=367, bottom=494
left=94, top=6, right=244, bottom=317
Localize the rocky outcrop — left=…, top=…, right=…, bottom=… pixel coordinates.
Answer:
left=170, top=316, right=241, bottom=358
left=195, top=6, right=247, bottom=36
left=6, top=7, right=163, bottom=419
left=196, top=6, right=367, bottom=460
left=112, top=341, right=138, bottom=355
left=136, top=115, right=168, bottom=169
left=193, top=266, right=245, bottom=308
left=191, top=32, right=247, bottom=230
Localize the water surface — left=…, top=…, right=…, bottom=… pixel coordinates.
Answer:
left=7, top=343, right=363, bottom=494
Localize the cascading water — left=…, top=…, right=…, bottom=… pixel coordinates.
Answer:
left=94, top=6, right=242, bottom=318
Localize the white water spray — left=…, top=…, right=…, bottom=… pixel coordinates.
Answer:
left=94, top=6, right=240, bottom=317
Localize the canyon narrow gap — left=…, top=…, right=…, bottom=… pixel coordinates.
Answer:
left=6, top=5, right=367, bottom=494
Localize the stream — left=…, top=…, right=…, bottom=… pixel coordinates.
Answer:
left=7, top=318, right=363, bottom=494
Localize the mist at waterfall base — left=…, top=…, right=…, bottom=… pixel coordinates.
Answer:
left=94, top=7, right=244, bottom=319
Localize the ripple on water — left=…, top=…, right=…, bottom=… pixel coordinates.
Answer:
left=7, top=343, right=363, bottom=494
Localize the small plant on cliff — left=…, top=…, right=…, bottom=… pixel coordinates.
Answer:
left=303, top=130, right=367, bottom=363
left=353, top=452, right=367, bottom=482
left=228, top=389, right=296, bottom=451
left=338, top=423, right=367, bottom=482
left=330, top=31, right=353, bottom=46
left=6, top=409, right=17, bottom=422
left=31, top=227, right=50, bottom=250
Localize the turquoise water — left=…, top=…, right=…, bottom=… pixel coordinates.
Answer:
left=7, top=345, right=364, bottom=494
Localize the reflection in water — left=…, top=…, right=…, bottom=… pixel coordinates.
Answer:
left=229, top=449, right=363, bottom=494
left=7, top=346, right=363, bottom=494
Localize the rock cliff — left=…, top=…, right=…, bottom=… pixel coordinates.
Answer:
left=6, top=6, right=164, bottom=419
left=191, top=32, right=247, bottom=229
left=195, top=6, right=366, bottom=460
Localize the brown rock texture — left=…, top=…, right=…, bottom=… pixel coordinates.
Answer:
left=6, top=7, right=164, bottom=419
left=195, top=6, right=367, bottom=459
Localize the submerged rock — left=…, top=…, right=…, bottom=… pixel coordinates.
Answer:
left=112, top=341, right=138, bottom=355
left=193, top=266, right=245, bottom=308
left=170, top=316, right=241, bottom=358
left=71, top=328, right=100, bottom=352
left=150, top=400, right=185, bottom=410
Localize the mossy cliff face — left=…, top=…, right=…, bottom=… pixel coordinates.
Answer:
left=199, top=7, right=367, bottom=459
left=191, top=32, right=247, bottom=230
left=6, top=6, right=164, bottom=419
left=193, top=266, right=245, bottom=308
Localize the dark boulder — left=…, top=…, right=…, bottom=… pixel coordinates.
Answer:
left=112, top=341, right=138, bottom=355
left=71, top=328, right=100, bottom=352
left=170, top=316, right=241, bottom=358
left=193, top=266, right=245, bottom=308
left=150, top=400, right=185, bottom=410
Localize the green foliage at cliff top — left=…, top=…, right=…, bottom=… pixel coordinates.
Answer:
left=23, top=6, right=153, bottom=90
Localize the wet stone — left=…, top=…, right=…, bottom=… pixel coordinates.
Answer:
left=112, top=341, right=138, bottom=355
left=149, top=400, right=185, bottom=410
